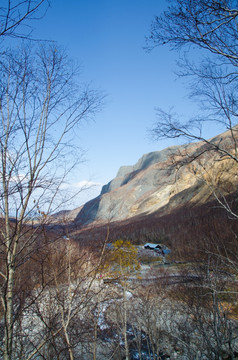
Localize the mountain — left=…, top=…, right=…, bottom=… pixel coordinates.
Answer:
left=62, top=128, right=238, bottom=228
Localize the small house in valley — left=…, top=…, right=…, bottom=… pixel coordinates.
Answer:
left=144, top=243, right=171, bottom=255
left=144, top=243, right=162, bottom=250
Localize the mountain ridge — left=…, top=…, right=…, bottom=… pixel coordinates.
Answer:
left=59, top=127, right=238, bottom=227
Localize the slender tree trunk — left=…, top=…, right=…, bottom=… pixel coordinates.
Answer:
left=123, top=283, right=130, bottom=360
left=4, top=262, right=15, bottom=360
left=63, top=329, right=74, bottom=360
left=3, top=176, right=14, bottom=360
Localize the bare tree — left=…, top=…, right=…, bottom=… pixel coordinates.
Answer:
left=147, top=0, right=238, bottom=160
left=146, top=0, right=238, bottom=224
left=0, top=0, right=49, bottom=40
left=146, top=4, right=238, bottom=357
left=0, top=43, right=103, bottom=360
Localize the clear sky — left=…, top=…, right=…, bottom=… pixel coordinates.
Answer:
left=29, top=0, right=220, bottom=207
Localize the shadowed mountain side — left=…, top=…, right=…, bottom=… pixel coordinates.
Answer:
left=66, top=127, right=238, bottom=227
left=75, top=196, right=101, bottom=225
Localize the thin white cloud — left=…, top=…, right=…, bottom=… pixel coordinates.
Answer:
left=59, top=180, right=103, bottom=209
left=61, top=180, right=102, bottom=190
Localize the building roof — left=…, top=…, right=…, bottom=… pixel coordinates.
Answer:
left=144, top=243, right=162, bottom=249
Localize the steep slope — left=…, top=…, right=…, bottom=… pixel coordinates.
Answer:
left=66, top=128, right=238, bottom=226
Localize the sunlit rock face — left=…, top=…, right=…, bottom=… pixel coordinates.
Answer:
left=71, top=128, right=238, bottom=225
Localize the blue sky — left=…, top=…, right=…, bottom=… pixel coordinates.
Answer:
left=30, top=0, right=220, bottom=207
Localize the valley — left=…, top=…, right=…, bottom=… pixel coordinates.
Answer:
left=1, top=1, right=238, bottom=359
left=34, top=126, right=238, bottom=359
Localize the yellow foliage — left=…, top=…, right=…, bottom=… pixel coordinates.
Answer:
left=109, top=239, right=140, bottom=279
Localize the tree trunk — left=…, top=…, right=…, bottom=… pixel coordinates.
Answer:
left=4, top=264, right=15, bottom=360
left=123, top=284, right=130, bottom=360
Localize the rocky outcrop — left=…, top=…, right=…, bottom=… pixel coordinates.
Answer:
left=100, top=146, right=183, bottom=195
left=66, top=128, right=238, bottom=226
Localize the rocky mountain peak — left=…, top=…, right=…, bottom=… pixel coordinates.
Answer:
left=61, top=128, right=238, bottom=227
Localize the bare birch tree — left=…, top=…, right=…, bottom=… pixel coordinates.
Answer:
left=147, top=0, right=238, bottom=161
left=0, top=43, right=103, bottom=360
left=146, top=4, right=238, bottom=357
left=147, top=0, right=238, bottom=219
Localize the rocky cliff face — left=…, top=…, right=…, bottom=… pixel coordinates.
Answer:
left=66, top=128, right=238, bottom=226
